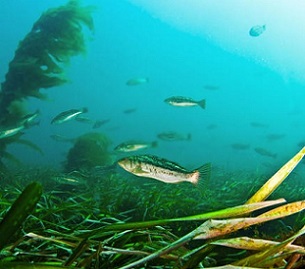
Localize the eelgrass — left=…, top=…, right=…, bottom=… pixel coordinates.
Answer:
left=1, top=148, right=305, bottom=268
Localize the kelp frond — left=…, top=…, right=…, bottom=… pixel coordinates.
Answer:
left=0, top=0, right=94, bottom=124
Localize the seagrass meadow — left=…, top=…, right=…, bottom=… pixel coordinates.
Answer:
left=1, top=148, right=305, bottom=268
left=1, top=1, right=305, bottom=268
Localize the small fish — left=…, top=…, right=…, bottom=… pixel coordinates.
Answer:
left=126, top=77, right=149, bottom=86
left=254, top=147, right=277, bottom=158
left=0, top=124, right=25, bottom=139
left=75, top=115, right=93, bottom=124
left=20, top=110, right=40, bottom=126
left=249, top=24, right=266, bottom=37
left=157, top=131, right=191, bottom=141
left=164, top=96, right=206, bottom=109
left=92, top=119, right=110, bottom=129
left=115, top=141, right=158, bottom=152
left=118, top=154, right=211, bottom=185
left=266, top=134, right=285, bottom=141
left=204, top=85, right=219, bottom=90
left=297, top=141, right=305, bottom=148
left=206, top=124, right=217, bottom=130
left=250, top=122, right=269, bottom=128
left=51, top=108, right=88, bottom=124
left=123, top=108, right=137, bottom=114
left=51, top=175, right=86, bottom=185
left=231, top=143, right=250, bottom=150
left=50, top=134, right=75, bottom=143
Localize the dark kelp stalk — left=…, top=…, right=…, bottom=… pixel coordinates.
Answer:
left=0, top=0, right=94, bottom=165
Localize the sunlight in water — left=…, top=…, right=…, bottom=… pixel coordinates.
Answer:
left=128, top=0, right=305, bottom=82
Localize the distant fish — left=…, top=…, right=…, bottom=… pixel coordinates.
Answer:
left=51, top=175, right=86, bottom=185
left=123, top=108, right=137, bottom=114
left=92, top=119, right=110, bottom=129
left=20, top=110, right=40, bottom=126
left=254, top=147, right=277, bottom=158
left=297, top=141, right=305, bottom=148
left=118, top=154, right=211, bottom=185
left=231, top=143, right=250, bottom=150
left=250, top=122, right=269, bottom=128
left=75, top=115, right=93, bottom=124
left=126, top=77, right=149, bottom=86
left=164, top=96, right=206, bottom=109
left=50, top=134, right=75, bottom=143
left=51, top=108, right=88, bottom=124
left=0, top=110, right=40, bottom=139
left=114, top=140, right=158, bottom=152
left=206, top=124, right=217, bottom=130
left=266, top=134, right=285, bottom=141
left=157, top=131, right=191, bottom=142
left=249, top=24, right=266, bottom=37
left=204, top=85, right=219, bottom=90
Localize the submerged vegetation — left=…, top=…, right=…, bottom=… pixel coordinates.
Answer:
left=0, top=0, right=94, bottom=166
left=1, top=1, right=305, bottom=268
left=64, top=132, right=112, bottom=172
left=1, top=148, right=305, bottom=268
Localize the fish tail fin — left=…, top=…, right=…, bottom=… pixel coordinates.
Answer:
left=198, top=162, right=211, bottom=182
left=187, top=133, right=192, bottom=140
left=190, top=162, right=211, bottom=185
left=195, top=162, right=212, bottom=197
left=151, top=141, right=158, bottom=148
left=198, top=99, right=206, bottom=109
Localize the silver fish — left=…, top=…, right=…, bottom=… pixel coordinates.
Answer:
left=126, top=77, right=149, bottom=86
left=0, top=124, right=25, bottom=139
left=164, top=96, right=206, bottom=109
left=118, top=154, right=211, bottom=185
left=51, top=107, right=88, bottom=124
left=20, top=110, right=40, bottom=126
left=50, top=134, right=75, bottom=143
left=254, top=147, right=277, bottom=158
left=157, top=131, right=191, bottom=141
left=115, top=141, right=158, bottom=152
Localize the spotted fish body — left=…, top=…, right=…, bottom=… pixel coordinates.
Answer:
left=118, top=155, right=211, bottom=184
left=164, top=96, right=206, bottom=109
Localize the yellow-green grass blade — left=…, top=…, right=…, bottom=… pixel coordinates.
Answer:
left=210, top=236, right=305, bottom=252
left=246, top=146, right=305, bottom=204
left=88, top=199, right=285, bottom=239
left=194, top=200, right=305, bottom=240
left=233, top=225, right=305, bottom=267
left=0, top=182, right=42, bottom=250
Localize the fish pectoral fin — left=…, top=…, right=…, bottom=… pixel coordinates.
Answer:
left=132, top=166, right=145, bottom=174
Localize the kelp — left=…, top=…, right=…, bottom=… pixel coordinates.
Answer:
left=0, top=0, right=94, bottom=165
left=64, top=132, right=112, bottom=172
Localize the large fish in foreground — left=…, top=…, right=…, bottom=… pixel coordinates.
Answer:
left=118, top=155, right=211, bottom=184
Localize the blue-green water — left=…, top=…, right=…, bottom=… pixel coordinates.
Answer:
left=1, top=0, right=305, bottom=176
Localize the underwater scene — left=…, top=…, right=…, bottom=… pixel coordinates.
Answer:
left=1, top=0, right=305, bottom=268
